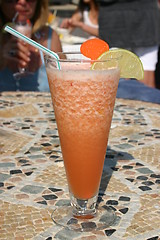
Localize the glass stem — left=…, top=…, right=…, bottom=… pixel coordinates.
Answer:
left=70, top=192, right=97, bottom=219
left=19, top=67, right=26, bottom=73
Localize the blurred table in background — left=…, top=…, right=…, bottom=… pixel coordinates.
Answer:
left=0, top=92, right=160, bottom=240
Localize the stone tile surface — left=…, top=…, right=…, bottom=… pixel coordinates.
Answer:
left=0, top=92, right=160, bottom=240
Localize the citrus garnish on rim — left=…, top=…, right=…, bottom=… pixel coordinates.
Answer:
left=80, top=38, right=109, bottom=60
left=91, top=48, right=144, bottom=81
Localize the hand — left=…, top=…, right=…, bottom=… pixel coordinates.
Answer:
left=68, top=19, right=83, bottom=29
left=60, top=18, right=83, bottom=31
left=60, top=18, right=71, bottom=29
left=3, top=36, right=31, bottom=72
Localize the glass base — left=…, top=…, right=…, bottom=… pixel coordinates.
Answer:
left=51, top=205, right=116, bottom=232
left=13, top=71, right=34, bottom=80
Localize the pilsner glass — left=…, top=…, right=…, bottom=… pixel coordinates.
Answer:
left=13, top=21, right=32, bottom=82
left=44, top=52, right=120, bottom=231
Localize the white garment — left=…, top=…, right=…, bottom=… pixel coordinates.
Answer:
left=82, top=10, right=98, bottom=29
left=133, top=46, right=158, bottom=71
left=125, top=46, right=158, bottom=71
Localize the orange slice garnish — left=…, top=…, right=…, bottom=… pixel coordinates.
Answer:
left=80, top=38, right=109, bottom=60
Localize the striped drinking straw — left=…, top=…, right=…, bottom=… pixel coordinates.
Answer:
left=4, top=25, right=61, bottom=70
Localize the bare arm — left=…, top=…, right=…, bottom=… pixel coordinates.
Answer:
left=50, top=29, right=62, bottom=53
left=70, top=20, right=99, bottom=37
left=60, top=11, right=82, bottom=32
left=38, top=26, right=62, bottom=53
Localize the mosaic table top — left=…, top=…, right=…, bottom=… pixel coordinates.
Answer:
left=0, top=92, right=160, bottom=240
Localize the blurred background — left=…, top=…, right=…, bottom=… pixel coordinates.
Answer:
left=48, top=0, right=90, bottom=43
left=49, top=0, right=79, bottom=18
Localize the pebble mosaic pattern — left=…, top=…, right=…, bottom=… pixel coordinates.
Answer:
left=0, top=92, right=160, bottom=239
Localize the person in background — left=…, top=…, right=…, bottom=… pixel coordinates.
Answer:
left=60, top=0, right=99, bottom=38
left=98, top=0, right=160, bottom=88
left=155, top=0, right=160, bottom=89
left=0, top=0, right=62, bottom=92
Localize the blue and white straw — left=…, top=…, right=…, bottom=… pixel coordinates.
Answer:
left=4, top=25, right=61, bottom=70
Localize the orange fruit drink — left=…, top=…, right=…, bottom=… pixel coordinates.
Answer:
left=44, top=38, right=144, bottom=229
left=45, top=49, right=120, bottom=200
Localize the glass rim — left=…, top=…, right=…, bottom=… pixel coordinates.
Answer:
left=44, top=51, right=122, bottom=63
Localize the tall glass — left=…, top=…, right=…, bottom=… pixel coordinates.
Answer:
left=13, top=21, right=32, bottom=82
left=44, top=53, right=120, bottom=231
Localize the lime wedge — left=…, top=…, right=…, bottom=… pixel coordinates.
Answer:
left=91, top=48, right=144, bottom=80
